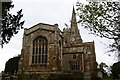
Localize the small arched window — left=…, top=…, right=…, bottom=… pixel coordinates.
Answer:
left=32, top=36, right=48, bottom=65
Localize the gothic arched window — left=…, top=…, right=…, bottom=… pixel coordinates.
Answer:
left=32, top=36, right=48, bottom=65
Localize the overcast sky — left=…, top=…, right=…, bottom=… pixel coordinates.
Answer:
left=0, top=0, right=117, bottom=72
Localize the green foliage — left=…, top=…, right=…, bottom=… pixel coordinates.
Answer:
left=76, top=1, right=120, bottom=54
left=2, top=78, right=48, bottom=80
left=1, top=2, right=24, bottom=47
left=99, top=62, right=108, bottom=72
left=4, top=55, right=20, bottom=74
left=111, top=61, right=120, bottom=79
left=99, top=62, right=109, bottom=78
left=48, top=72, right=83, bottom=80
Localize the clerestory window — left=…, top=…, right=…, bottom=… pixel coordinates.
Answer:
left=32, top=36, right=48, bottom=65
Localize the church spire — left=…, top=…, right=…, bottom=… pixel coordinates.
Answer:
left=70, top=6, right=82, bottom=43
left=70, top=6, right=78, bottom=33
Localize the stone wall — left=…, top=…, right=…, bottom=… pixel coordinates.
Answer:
left=18, top=23, right=62, bottom=75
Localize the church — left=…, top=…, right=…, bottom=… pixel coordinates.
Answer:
left=18, top=7, right=97, bottom=79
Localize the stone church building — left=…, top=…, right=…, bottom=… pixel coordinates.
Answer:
left=18, top=7, right=97, bottom=78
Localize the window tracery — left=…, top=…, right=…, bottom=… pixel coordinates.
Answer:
left=32, top=36, right=48, bottom=65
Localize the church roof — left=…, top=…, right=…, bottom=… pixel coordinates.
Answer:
left=24, top=23, right=59, bottom=35
left=26, top=22, right=58, bottom=30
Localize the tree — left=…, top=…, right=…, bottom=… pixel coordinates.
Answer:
left=4, top=55, right=20, bottom=74
left=0, top=1, right=24, bottom=47
left=111, top=61, right=120, bottom=79
left=99, top=62, right=112, bottom=78
left=76, top=1, right=120, bottom=59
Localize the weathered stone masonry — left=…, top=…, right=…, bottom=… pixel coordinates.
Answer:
left=18, top=7, right=97, bottom=78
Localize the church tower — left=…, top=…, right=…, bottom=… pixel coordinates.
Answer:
left=18, top=6, right=97, bottom=79
left=70, top=6, right=82, bottom=44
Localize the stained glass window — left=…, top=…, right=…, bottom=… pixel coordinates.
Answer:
left=32, top=36, right=48, bottom=65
